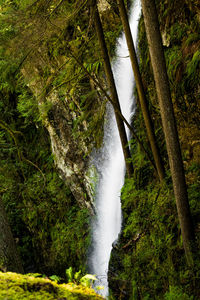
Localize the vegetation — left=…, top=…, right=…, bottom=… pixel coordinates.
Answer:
left=118, top=0, right=165, bottom=182
left=0, top=86, right=91, bottom=275
left=141, top=0, right=194, bottom=265
left=0, top=0, right=200, bottom=299
left=0, top=0, right=103, bottom=276
left=109, top=0, right=200, bottom=298
left=0, top=271, right=103, bottom=299
left=90, top=0, right=134, bottom=178
left=0, top=0, right=123, bottom=294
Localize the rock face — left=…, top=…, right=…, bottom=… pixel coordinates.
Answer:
left=22, top=54, right=95, bottom=214
left=98, top=0, right=111, bottom=12
left=17, top=0, right=121, bottom=216
left=45, top=97, right=95, bottom=214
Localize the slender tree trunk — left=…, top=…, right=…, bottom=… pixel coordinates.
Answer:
left=90, top=0, right=134, bottom=178
left=0, top=198, right=24, bottom=273
left=67, top=46, right=157, bottom=172
left=141, top=0, right=195, bottom=265
left=117, top=0, right=165, bottom=182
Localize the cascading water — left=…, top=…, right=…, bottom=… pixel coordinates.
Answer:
left=89, top=0, right=141, bottom=297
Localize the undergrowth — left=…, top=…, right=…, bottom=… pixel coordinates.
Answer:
left=109, top=0, right=200, bottom=298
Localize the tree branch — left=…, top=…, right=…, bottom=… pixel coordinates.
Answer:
left=66, top=46, right=157, bottom=173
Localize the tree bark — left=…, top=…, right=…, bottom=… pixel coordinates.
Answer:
left=117, top=0, right=165, bottom=182
left=67, top=46, right=157, bottom=172
left=0, top=198, right=24, bottom=273
left=141, top=0, right=195, bottom=265
left=90, top=0, right=134, bottom=178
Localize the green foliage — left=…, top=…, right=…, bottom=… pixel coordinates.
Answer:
left=66, top=267, right=74, bottom=283
left=0, top=26, right=15, bottom=45
left=0, top=0, right=127, bottom=284
left=111, top=172, right=200, bottom=299
left=169, top=23, right=188, bottom=44
left=1, top=1, right=199, bottom=300
left=0, top=117, right=90, bottom=274
left=0, top=54, right=90, bottom=275
left=48, top=275, right=61, bottom=283
left=138, top=17, right=151, bottom=84
left=0, top=0, right=113, bottom=277
left=65, top=267, right=97, bottom=289
left=80, top=274, right=97, bottom=288
left=109, top=1, right=200, bottom=299
left=186, top=50, right=200, bottom=83
left=83, top=61, right=103, bottom=74
left=17, top=87, right=39, bottom=124
left=184, top=33, right=200, bottom=47
left=49, top=208, right=90, bottom=274
left=165, top=46, right=183, bottom=85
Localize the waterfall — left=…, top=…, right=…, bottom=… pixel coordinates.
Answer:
left=89, top=0, right=141, bottom=297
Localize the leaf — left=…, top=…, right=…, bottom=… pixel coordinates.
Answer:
left=74, top=270, right=82, bottom=281
left=80, top=274, right=97, bottom=288
left=66, top=267, right=73, bottom=282
left=81, top=274, right=97, bottom=281
left=49, top=275, right=61, bottom=282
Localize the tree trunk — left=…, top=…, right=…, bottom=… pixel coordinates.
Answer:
left=141, top=0, right=195, bottom=265
left=90, top=0, right=134, bottom=178
left=0, top=198, right=24, bottom=273
left=117, top=0, right=165, bottom=182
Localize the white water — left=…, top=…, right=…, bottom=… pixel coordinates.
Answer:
left=90, top=0, right=141, bottom=297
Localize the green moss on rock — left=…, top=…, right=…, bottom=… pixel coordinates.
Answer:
left=0, top=272, right=104, bottom=300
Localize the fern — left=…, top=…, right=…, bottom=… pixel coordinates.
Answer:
left=186, top=50, right=200, bottom=83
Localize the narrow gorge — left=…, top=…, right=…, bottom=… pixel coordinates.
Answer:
left=0, top=0, right=200, bottom=299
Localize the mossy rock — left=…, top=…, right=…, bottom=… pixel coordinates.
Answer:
left=0, top=272, right=104, bottom=300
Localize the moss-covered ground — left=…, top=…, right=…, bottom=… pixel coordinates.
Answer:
left=0, top=272, right=104, bottom=300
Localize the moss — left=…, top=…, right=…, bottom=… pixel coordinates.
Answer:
left=109, top=176, right=200, bottom=299
left=0, top=272, right=103, bottom=300
left=0, top=0, right=123, bottom=279
left=109, top=1, right=200, bottom=299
